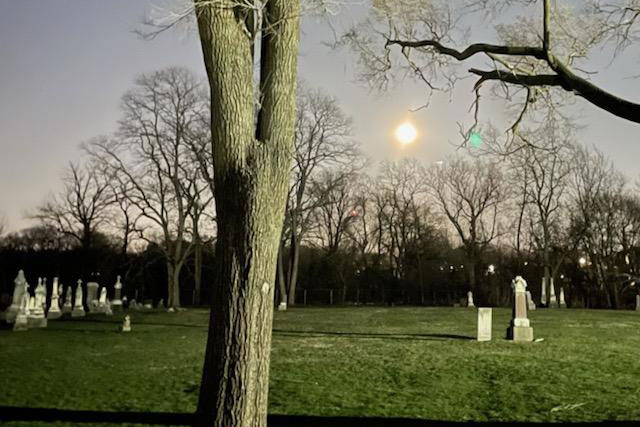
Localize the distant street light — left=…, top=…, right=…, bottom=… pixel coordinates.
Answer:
left=578, top=257, right=587, bottom=267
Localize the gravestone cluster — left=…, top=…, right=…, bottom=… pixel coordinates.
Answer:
left=2, top=270, right=138, bottom=332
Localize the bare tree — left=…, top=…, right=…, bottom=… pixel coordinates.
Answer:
left=426, top=155, right=507, bottom=292
left=343, top=0, right=640, bottom=148
left=281, top=83, right=359, bottom=307
left=510, top=119, right=573, bottom=303
left=86, top=67, right=210, bottom=309
left=32, top=161, right=113, bottom=252
left=193, top=2, right=301, bottom=426
left=569, top=144, right=631, bottom=308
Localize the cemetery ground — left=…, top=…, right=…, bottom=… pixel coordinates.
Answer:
left=2, top=307, right=640, bottom=425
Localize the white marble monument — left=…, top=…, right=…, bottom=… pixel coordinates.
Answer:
left=540, top=277, right=547, bottom=306
left=526, top=291, right=536, bottom=311
left=13, top=293, right=30, bottom=331
left=47, top=277, right=62, bottom=319
left=62, top=285, right=73, bottom=314
left=98, top=287, right=108, bottom=313
left=71, top=280, right=86, bottom=318
left=86, top=282, right=100, bottom=312
left=559, top=287, right=566, bottom=308
left=120, top=315, right=131, bottom=332
left=5, top=270, right=28, bottom=323
left=111, top=275, right=123, bottom=310
left=477, top=307, right=492, bottom=341
left=548, top=277, right=558, bottom=308
left=28, top=294, right=47, bottom=328
left=507, top=276, right=533, bottom=342
left=467, top=291, right=475, bottom=308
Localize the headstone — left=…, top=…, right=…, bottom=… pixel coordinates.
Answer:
left=120, top=315, right=131, bottom=332
left=143, top=299, right=152, bottom=309
left=157, top=299, right=165, bottom=309
left=548, top=277, right=558, bottom=308
left=558, top=287, right=566, bottom=308
left=34, top=280, right=47, bottom=314
left=71, top=280, right=86, bottom=318
left=98, top=287, right=108, bottom=313
left=129, top=299, right=137, bottom=310
left=5, top=270, right=28, bottom=323
left=28, top=294, right=47, bottom=328
left=277, top=302, right=287, bottom=311
left=467, top=291, right=475, bottom=308
left=62, top=285, right=73, bottom=314
left=526, top=291, right=536, bottom=311
left=47, top=277, right=62, bottom=320
left=111, top=275, right=123, bottom=311
left=506, top=276, right=533, bottom=342
left=41, top=278, right=48, bottom=310
left=540, top=277, right=547, bottom=306
left=104, top=300, right=113, bottom=316
left=477, top=307, right=492, bottom=341
left=86, top=282, right=100, bottom=312
left=13, top=292, right=30, bottom=331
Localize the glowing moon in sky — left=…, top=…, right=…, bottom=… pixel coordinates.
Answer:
left=395, top=122, right=417, bottom=145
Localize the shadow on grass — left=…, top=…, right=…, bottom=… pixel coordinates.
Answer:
left=272, top=329, right=474, bottom=341
left=1, top=406, right=636, bottom=426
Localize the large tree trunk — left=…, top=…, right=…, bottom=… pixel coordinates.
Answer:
left=195, top=2, right=300, bottom=426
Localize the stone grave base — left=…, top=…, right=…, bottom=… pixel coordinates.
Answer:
left=47, top=311, right=62, bottom=320
left=277, top=302, right=287, bottom=311
left=13, top=315, right=29, bottom=331
left=507, top=326, right=533, bottom=342
left=27, top=316, right=47, bottom=328
left=71, top=308, right=86, bottom=318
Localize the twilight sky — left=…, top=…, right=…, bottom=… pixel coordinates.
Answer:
left=1, top=0, right=638, bottom=232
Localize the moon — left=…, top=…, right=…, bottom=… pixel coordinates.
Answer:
left=395, top=122, right=417, bottom=145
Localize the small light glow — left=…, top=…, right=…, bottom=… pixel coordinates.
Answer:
left=626, top=254, right=630, bottom=265
left=578, top=257, right=587, bottom=267
left=469, top=132, right=483, bottom=147
left=395, top=122, right=417, bottom=145
left=487, top=264, right=495, bottom=274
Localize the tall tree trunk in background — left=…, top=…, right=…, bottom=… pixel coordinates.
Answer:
left=195, top=2, right=300, bottom=426
left=194, top=232, right=203, bottom=306
left=167, top=261, right=182, bottom=308
left=287, top=229, right=300, bottom=306
left=276, top=239, right=287, bottom=307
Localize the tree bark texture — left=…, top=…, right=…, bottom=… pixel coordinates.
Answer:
left=195, top=1, right=300, bottom=426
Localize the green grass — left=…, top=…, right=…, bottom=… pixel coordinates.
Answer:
left=2, top=306, right=640, bottom=425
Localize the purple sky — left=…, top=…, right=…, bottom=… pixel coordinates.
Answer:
left=1, top=1, right=638, bottom=232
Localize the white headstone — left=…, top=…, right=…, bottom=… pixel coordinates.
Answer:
left=540, top=277, right=547, bottom=306
left=112, top=275, right=123, bottom=307
left=86, top=282, right=100, bottom=312
left=47, top=277, right=62, bottom=319
left=526, top=291, right=536, bottom=311
left=277, top=302, right=287, bottom=311
left=121, top=315, right=131, bottom=332
left=62, top=285, right=73, bottom=314
left=13, top=292, right=30, bottom=331
left=72, top=280, right=86, bottom=318
left=477, top=307, right=492, bottom=341
left=98, top=287, right=108, bottom=313
left=6, top=270, right=28, bottom=323
left=467, top=291, right=475, bottom=308
left=507, top=276, right=533, bottom=342
left=558, top=287, right=566, bottom=308
left=28, top=293, right=47, bottom=328
left=548, top=277, right=558, bottom=308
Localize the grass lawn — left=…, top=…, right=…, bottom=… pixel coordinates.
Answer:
left=2, top=306, right=640, bottom=425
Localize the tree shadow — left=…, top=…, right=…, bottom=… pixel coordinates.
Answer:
left=272, top=329, right=474, bottom=341
left=2, top=406, right=636, bottom=426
